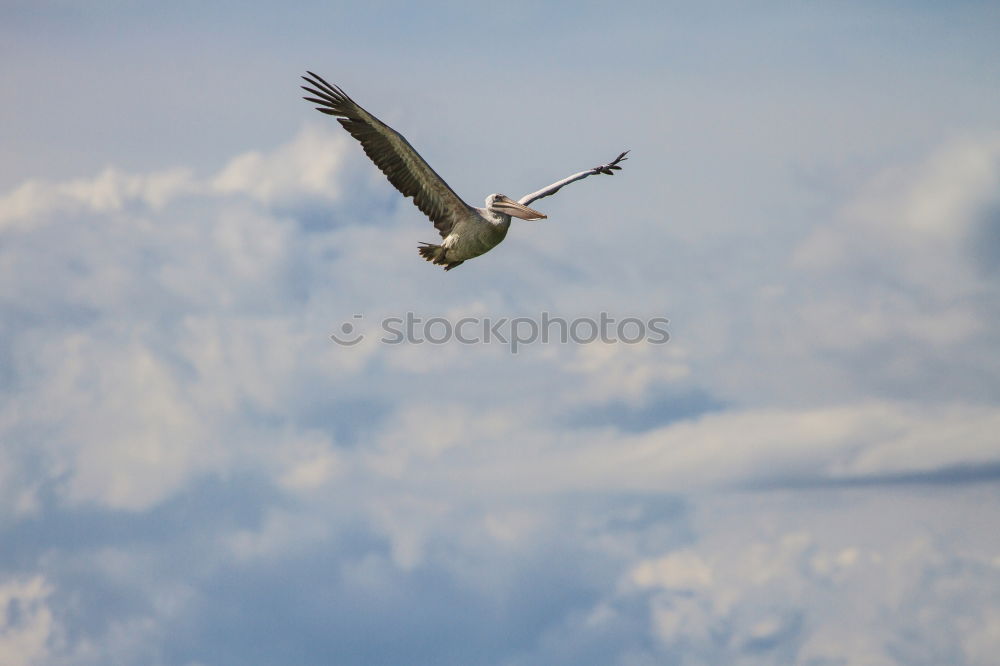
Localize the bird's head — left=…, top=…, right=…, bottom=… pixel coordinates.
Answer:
left=485, top=194, right=547, bottom=220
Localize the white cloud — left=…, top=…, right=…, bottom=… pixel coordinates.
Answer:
left=605, top=490, right=1000, bottom=665
left=225, top=507, right=332, bottom=563
left=567, top=340, right=690, bottom=407
left=686, top=132, right=1000, bottom=408
left=628, top=550, right=713, bottom=591
left=408, top=401, right=1000, bottom=497
left=0, top=576, right=58, bottom=666
left=274, top=429, right=342, bottom=492
left=211, top=125, right=349, bottom=205
left=794, top=132, right=1000, bottom=307
left=0, top=126, right=368, bottom=513
left=0, top=167, right=196, bottom=231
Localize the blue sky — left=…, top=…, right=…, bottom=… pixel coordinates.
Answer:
left=2, top=2, right=1000, bottom=664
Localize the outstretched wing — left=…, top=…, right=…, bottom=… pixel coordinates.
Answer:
left=518, top=151, right=629, bottom=206
left=301, top=71, right=473, bottom=238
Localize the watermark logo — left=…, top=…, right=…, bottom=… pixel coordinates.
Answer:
left=331, top=312, right=669, bottom=354
left=329, top=314, right=364, bottom=346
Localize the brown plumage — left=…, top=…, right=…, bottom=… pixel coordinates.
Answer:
left=301, top=71, right=471, bottom=239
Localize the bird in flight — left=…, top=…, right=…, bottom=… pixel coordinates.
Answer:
left=301, top=71, right=628, bottom=271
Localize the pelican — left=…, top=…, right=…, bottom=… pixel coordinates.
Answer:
left=301, top=71, right=628, bottom=271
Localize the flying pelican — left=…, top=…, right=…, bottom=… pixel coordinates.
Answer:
left=301, top=71, right=628, bottom=271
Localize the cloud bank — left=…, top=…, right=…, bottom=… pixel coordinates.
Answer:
left=2, top=52, right=1000, bottom=664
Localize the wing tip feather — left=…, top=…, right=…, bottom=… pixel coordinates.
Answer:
left=298, top=70, right=466, bottom=239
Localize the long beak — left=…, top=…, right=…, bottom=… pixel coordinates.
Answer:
left=494, top=196, right=547, bottom=220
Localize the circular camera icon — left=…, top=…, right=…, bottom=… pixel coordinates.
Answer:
left=330, top=314, right=365, bottom=346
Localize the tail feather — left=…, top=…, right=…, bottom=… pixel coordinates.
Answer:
left=417, top=242, right=442, bottom=262
left=418, top=242, right=464, bottom=271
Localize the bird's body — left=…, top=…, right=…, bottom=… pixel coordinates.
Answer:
left=419, top=198, right=515, bottom=270
left=301, top=71, right=628, bottom=270
left=420, top=211, right=518, bottom=271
